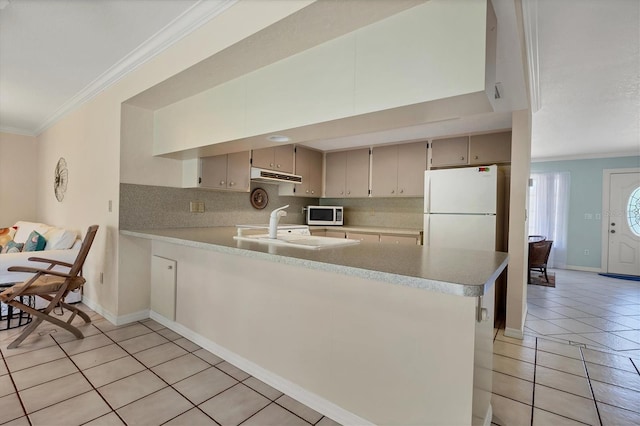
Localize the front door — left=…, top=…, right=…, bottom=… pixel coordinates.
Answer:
left=606, top=171, right=640, bottom=275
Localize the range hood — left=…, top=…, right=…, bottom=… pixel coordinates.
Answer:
left=250, top=167, right=302, bottom=184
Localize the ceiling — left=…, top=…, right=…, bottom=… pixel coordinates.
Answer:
left=0, top=0, right=638, bottom=160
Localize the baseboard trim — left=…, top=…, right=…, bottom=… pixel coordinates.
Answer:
left=504, top=305, right=527, bottom=339
left=564, top=265, right=602, bottom=273
left=82, top=296, right=149, bottom=326
left=149, top=312, right=373, bottom=426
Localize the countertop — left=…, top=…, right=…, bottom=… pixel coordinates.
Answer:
left=308, top=225, right=422, bottom=237
left=121, top=227, right=508, bottom=297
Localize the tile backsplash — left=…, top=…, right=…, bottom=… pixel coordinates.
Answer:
left=119, top=183, right=316, bottom=230
left=120, top=183, right=424, bottom=230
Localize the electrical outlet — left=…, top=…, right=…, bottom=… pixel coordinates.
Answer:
left=584, top=249, right=589, bottom=256
left=190, top=201, right=205, bottom=213
left=595, top=213, right=601, bottom=220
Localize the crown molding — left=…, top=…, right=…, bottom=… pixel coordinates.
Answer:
left=0, top=126, right=36, bottom=137
left=521, top=0, right=540, bottom=113
left=33, top=0, right=238, bottom=136
left=532, top=151, right=640, bottom=163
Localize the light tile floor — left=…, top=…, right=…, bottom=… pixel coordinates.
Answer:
left=2, top=269, right=638, bottom=426
left=0, top=307, right=341, bottom=426
left=492, top=269, right=640, bottom=425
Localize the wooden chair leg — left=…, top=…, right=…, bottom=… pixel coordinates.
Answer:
left=543, top=267, right=549, bottom=283
left=5, top=288, right=85, bottom=349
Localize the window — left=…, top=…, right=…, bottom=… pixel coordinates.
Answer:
left=628, top=187, right=640, bottom=237
left=529, top=172, right=571, bottom=268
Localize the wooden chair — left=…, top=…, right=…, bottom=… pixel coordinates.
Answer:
left=528, top=239, right=553, bottom=284
left=0, top=225, right=98, bottom=349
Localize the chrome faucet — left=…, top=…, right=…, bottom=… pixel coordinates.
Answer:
left=268, top=204, right=289, bottom=239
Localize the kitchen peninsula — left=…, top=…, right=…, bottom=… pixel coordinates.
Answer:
left=121, top=227, right=508, bottom=425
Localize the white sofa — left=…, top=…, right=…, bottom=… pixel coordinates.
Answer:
left=1, top=221, right=82, bottom=307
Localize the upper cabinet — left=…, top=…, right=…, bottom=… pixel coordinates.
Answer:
left=251, top=145, right=294, bottom=173
left=430, top=136, right=469, bottom=168
left=294, top=146, right=323, bottom=197
left=431, top=132, right=511, bottom=168
left=469, top=132, right=511, bottom=165
left=371, top=141, right=427, bottom=197
left=199, top=151, right=251, bottom=192
left=325, top=149, right=370, bottom=198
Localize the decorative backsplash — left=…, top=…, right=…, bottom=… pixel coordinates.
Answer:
left=120, top=183, right=424, bottom=230
left=119, top=183, right=315, bottom=230
left=321, top=197, right=423, bottom=229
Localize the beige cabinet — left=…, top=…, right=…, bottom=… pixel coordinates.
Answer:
left=371, top=141, right=426, bottom=197
left=200, top=151, right=251, bottom=192
left=252, top=145, right=294, bottom=173
left=325, top=230, right=346, bottom=239
left=294, top=147, right=323, bottom=197
left=469, top=132, right=511, bottom=165
left=151, top=255, right=176, bottom=321
left=380, top=235, right=420, bottom=245
left=325, top=148, right=370, bottom=198
left=346, top=232, right=380, bottom=243
left=430, top=136, right=469, bottom=167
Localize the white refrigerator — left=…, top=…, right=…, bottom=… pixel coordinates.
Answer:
left=424, top=165, right=504, bottom=251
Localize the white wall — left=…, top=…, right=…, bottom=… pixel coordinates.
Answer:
left=0, top=132, right=38, bottom=225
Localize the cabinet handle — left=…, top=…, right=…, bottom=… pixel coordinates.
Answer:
left=277, top=164, right=281, bottom=168
left=391, top=190, right=395, bottom=194
left=340, top=191, right=344, bottom=195
left=167, top=265, right=173, bottom=270
left=311, top=190, right=315, bottom=195
left=460, top=156, right=465, bottom=161
left=306, top=189, right=309, bottom=193
left=400, top=189, right=404, bottom=194
left=229, top=181, right=235, bottom=186
left=220, top=180, right=225, bottom=185
left=475, top=155, right=479, bottom=160
left=270, top=163, right=274, bottom=167
left=347, top=191, right=351, bottom=195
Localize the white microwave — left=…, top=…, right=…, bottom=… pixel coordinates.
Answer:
left=306, top=206, right=343, bottom=226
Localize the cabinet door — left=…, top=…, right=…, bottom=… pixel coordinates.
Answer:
left=307, top=148, right=323, bottom=197
left=345, top=148, right=370, bottom=197
left=252, top=147, right=275, bottom=169
left=274, top=145, right=294, bottom=173
left=346, top=232, right=379, bottom=243
left=295, top=147, right=322, bottom=197
left=151, top=256, right=176, bottom=321
left=469, top=132, right=511, bottom=165
left=431, top=136, right=469, bottom=167
left=325, top=230, right=346, bottom=239
left=226, top=151, right=251, bottom=192
left=200, top=155, right=227, bottom=189
left=380, top=235, right=419, bottom=245
left=371, top=145, right=398, bottom=197
left=325, top=151, right=347, bottom=197
left=397, top=141, right=427, bottom=196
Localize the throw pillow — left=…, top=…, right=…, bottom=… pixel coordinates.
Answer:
left=1, top=240, right=24, bottom=254
left=0, top=227, right=16, bottom=247
left=23, top=231, right=46, bottom=252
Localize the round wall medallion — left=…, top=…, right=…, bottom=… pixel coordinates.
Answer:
left=54, top=157, right=68, bottom=202
left=250, top=188, right=268, bottom=210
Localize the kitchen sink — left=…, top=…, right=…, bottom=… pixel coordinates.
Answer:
left=234, top=226, right=360, bottom=250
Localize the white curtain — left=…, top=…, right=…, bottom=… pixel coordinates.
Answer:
left=528, top=172, right=570, bottom=268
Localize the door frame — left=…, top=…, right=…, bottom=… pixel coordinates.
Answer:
left=601, top=167, right=640, bottom=273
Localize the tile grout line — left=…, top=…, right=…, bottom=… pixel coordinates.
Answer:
left=579, top=346, right=603, bottom=426
left=529, top=336, right=537, bottom=426
left=0, top=335, right=34, bottom=426
left=51, top=324, right=129, bottom=426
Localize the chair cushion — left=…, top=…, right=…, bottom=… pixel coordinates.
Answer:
left=0, top=275, right=86, bottom=302
left=23, top=231, right=47, bottom=252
